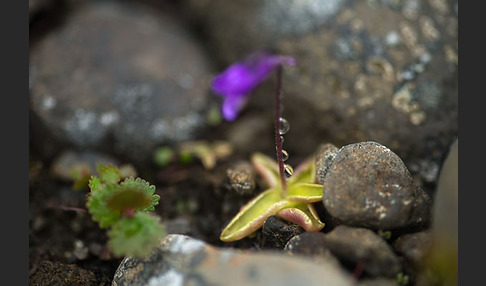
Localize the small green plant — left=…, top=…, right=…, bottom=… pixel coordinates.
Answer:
left=153, top=140, right=233, bottom=170
left=396, top=272, right=410, bottom=286
left=220, top=152, right=325, bottom=241
left=86, top=164, right=165, bottom=257
left=377, top=229, right=392, bottom=240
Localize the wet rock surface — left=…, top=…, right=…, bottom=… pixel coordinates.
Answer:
left=321, top=141, right=432, bottom=230
left=112, top=234, right=355, bottom=286
left=29, top=0, right=213, bottom=163
left=181, top=0, right=458, bottom=190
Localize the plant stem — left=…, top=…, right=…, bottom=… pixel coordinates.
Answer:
left=274, top=66, right=287, bottom=192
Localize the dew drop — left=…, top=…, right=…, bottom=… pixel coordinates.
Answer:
left=284, top=164, right=293, bottom=178
left=280, top=136, right=284, bottom=144
left=281, top=150, right=289, bottom=162
left=279, top=118, right=290, bottom=135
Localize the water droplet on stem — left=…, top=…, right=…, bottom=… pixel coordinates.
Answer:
left=284, top=164, right=293, bottom=178
left=279, top=117, right=290, bottom=135
left=281, top=150, right=289, bottom=162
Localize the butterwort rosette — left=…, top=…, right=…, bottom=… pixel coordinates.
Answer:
left=211, top=52, right=296, bottom=121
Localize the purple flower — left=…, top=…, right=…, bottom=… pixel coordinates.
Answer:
left=211, top=52, right=296, bottom=121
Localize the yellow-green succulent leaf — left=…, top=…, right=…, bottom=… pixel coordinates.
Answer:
left=288, top=156, right=316, bottom=184
left=277, top=202, right=325, bottom=232
left=220, top=188, right=293, bottom=242
left=251, top=152, right=280, bottom=188
left=286, top=183, right=323, bottom=203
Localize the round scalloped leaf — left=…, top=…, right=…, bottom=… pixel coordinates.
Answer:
left=108, top=212, right=165, bottom=258
left=119, top=178, right=159, bottom=211
left=106, top=188, right=153, bottom=213
left=86, top=184, right=120, bottom=228
left=88, top=176, right=102, bottom=192
left=98, top=164, right=121, bottom=185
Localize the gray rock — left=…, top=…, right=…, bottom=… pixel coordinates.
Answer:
left=323, top=225, right=401, bottom=278
left=322, top=141, right=431, bottom=230
left=29, top=0, right=54, bottom=20
left=30, top=0, right=213, bottom=163
left=182, top=0, right=458, bottom=189
left=284, top=232, right=341, bottom=267
left=112, top=234, right=355, bottom=286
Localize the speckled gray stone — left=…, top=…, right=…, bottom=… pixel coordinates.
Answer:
left=322, top=141, right=432, bottom=230
left=181, top=0, right=458, bottom=189
left=315, top=143, right=339, bottom=184
left=112, top=234, right=356, bottom=286
left=30, top=0, right=213, bottom=163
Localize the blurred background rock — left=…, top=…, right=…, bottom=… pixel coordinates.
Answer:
left=29, top=0, right=457, bottom=195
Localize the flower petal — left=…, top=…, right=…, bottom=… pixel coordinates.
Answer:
left=221, top=94, right=247, bottom=121
left=211, top=51, right=296, bottom=121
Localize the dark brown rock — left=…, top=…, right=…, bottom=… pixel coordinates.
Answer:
left=30, top=260, right=107, bottom=285
left=393, top=231, right=433, bottom=269
left=30, top=1, right=213, bottom=163
left=323, top=225, right=401, bottom=278
left=226, top=161, right=256, bottom=195
left=322, top=141, right=431, bottom=230
left=262, top=215, right=304, bottom=249
left=284, top=232, right=340, bottom=266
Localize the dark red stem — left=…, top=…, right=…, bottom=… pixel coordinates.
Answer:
left=351, top=258, right=368, bottom=280
left=274, top=66, right=287, bottom=191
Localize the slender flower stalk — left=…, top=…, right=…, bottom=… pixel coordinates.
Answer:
left=274, top=66, right=287, bottom=192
